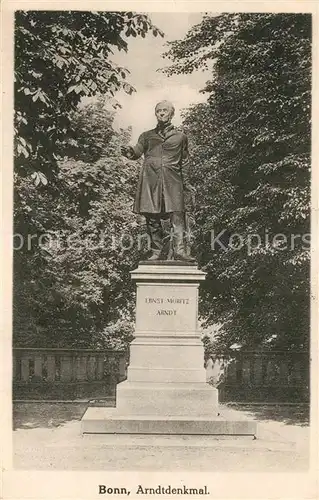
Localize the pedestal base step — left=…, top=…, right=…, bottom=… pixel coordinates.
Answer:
left=116, top=381, right=219, bottom=416
left=81, top=407, right=257, bottom=436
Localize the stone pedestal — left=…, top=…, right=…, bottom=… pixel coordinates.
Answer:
left=82, top=262, right=256, bottom=436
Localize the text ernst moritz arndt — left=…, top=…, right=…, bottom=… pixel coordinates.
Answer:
left=99, top=485, right=210, bottom=495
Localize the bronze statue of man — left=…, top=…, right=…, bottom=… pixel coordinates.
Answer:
left=121, top=100, right=195, bottom=262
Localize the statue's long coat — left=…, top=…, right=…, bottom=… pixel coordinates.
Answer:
left=131, top=124, right=191, bottom=214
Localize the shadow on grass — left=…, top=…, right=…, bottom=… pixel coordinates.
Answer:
left=225, top=403, right=310, bottom=426
left=13, top=403, right=90, bottom=430
left=12, top=399, right=111, bottom=430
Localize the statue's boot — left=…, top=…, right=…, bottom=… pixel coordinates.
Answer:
left=174, top=252, right=196, bottom=262
left=145, top=214, right=164, bottom=260
left=170, top=212, right=196, bottom=262
left=147, top=252, right=161, bottom=261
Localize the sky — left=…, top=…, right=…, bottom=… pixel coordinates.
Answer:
left=108, top=12, right=212, bottom=142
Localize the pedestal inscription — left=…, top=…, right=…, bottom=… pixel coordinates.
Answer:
left=136, top=285, right=197, bottom=333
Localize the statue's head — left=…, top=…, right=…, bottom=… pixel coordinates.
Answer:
left=155, top=100, right=175, bottom=125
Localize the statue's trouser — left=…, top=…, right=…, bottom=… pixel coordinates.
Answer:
left=145, top=211, right=186, bottom=258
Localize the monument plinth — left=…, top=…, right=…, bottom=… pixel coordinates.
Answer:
left=81, top=262, right=256, bottom=436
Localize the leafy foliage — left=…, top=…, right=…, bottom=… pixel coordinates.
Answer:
left=13, top=99, right=146, bottom=348
left=92, top=319, right=135, bottom=351
left=14, top=10, right=163, bottom=181
left=164, top=13, right=311, bottom=350
left=13, top=11, right=162, bottom=348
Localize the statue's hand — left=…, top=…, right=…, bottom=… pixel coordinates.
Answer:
left=121, top=146, right=134, bottom=158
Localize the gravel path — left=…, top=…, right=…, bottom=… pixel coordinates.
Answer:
left=13, top=403, right=309, bottom=471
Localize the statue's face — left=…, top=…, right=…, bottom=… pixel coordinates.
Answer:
left=155, top=103, right=174, bottom=124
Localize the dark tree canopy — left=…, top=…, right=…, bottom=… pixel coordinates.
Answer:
left=13, top=11, right=162, bottom=348
left=14, top=10, right=163, bottom=183
left=164, top=13, right=311, bottom=350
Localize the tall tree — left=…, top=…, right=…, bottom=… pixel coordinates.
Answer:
left=14, top=99, right=144, bottom=347
left=164, top=13, right=311, bottom=350
left=14, top=10, right=163, bottom=183
left=13, top=11, right=162, bottom=347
